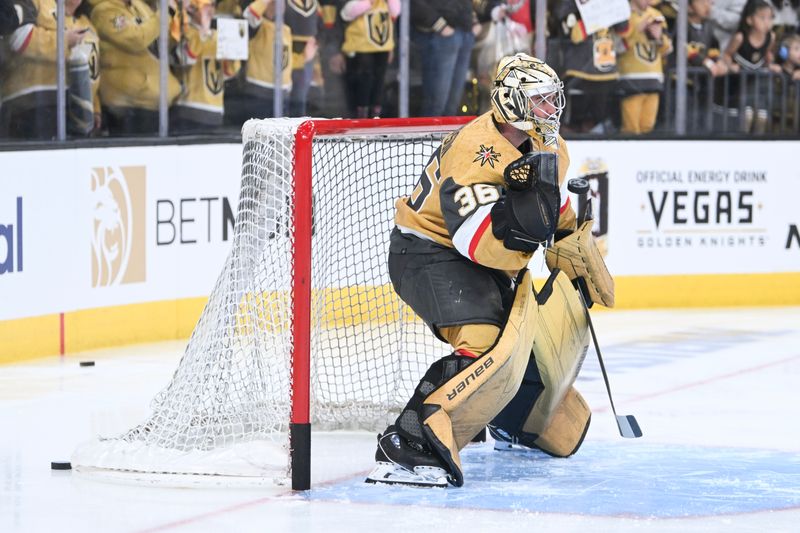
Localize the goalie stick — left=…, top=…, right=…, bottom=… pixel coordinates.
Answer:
left=568, top=178, right=643, bottom=439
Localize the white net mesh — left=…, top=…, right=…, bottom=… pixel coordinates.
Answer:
left=72, top=118, right=454, bottom=480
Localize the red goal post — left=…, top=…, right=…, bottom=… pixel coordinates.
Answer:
left=289, top=117, right=472, bottom=489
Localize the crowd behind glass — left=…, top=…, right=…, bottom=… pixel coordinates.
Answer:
left=1, top=0, right=799, bottom=141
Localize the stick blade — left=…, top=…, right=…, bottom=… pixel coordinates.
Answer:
left=615, top=415, right=643, bottom=438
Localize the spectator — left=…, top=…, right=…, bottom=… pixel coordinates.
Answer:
left=682, top=0, right=727, bottom=76
left=315, top=0, right=347, bottom=117
left=555, top=0, right=630, bottom=133
left=88, top=0, right=180, bottom=135
left=285, top=0, right=319, bottom=116
left=618, top=0, right=673, bottom=134
left=774, top=32, right=800, bottom=131
left=722, top=0, right=781, bottom=133
left=471, top=1, right=528, bottom=114
left=339, top=0, right=400, bottom=118
left=778, top=31, right=800, bottom=79
left=410, top=0, right=479, bottom=117
left=223, top=0, right=293, bottom=125
left=170, top=0, right=240, bottom=132
left=710, top=0, right=748, bottom=51
left=0, top=0, right=100, bottom=139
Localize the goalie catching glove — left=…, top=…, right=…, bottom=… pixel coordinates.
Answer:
left=545, top=219, right=615, bottom=307
left=491, top=151, right=560, bottom=253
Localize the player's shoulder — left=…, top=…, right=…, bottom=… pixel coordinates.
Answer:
left=440, top=112, right=514, bottom=180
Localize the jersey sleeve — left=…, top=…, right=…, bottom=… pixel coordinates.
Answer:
left=91, top=3, right=160, bottom=54
left=439, top=177, right=533, bottom=271
left=8, top=23, right=54, bottom=59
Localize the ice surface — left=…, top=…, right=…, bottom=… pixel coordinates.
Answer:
left=1, top=308, right=799, bottom=532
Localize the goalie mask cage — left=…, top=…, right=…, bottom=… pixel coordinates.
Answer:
left=72, top=116, right=472, bottom=490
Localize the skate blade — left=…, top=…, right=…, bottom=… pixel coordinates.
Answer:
left=364, top=462, right=448, bottom=488
left=493, top=440, right=515, bottom=451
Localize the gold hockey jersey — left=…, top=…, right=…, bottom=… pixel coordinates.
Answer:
left=395, top=112, right=576, bottom=272
left=618, top=6, right=672, bottom=92
left=242, top=0, right=293, bottom=89
left=286, top=0, right=319, bottom=68
left=87, top=0, right=180, bottom=110
left=172, top=25, right=240, bottom=122
left=341, top=0, right=394, bottom=55
left=1, top=0, right=100, bottom=113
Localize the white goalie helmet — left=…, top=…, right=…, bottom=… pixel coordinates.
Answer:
left=490, top=53, right=565, bottom=137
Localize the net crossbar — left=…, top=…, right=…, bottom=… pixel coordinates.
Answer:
left=72, top=117, right=469, bottom=484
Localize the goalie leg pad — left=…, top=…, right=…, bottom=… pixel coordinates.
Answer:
left=533, top=386, right=591, bottom=457
left=545, top=219, right=615, bottom=307
left=419, top=270, right=539, bottom=486
left=490, top=270, right=591, bottom=454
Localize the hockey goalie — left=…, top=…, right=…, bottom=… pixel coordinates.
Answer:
left=365, top=53, right=615, bottom=488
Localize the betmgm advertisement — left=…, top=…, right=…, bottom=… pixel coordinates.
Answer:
left=0, top=144, right=241, bottom=325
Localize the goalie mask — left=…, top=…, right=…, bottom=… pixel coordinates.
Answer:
left=490, top=54, right=565, bottom=141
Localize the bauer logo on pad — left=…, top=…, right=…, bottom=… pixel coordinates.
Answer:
left=91, top=166, right=146, bottom=287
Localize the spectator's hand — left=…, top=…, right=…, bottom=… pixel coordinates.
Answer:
left=708, top=60, right=727, bottom=77
left=66, top=28, right=86, bottom=49
left=491, top=5, right=507, bottom=22
left=472, top=22, right=481, bottom=36
left=728, top=62, right=740, bottom=74
left=646, top=22, right=663, bottom=41
left=636, top=16, right=652, bottom=34
left=792, top=69, right=800, bottom=81
left=304, top=37, right=318, bottom=62
left=441, top=25, right=455, bottom=37
left=93, top=113, right=102, bottom=133
left=329, top=52, right=345, bottom=74
left=768, top=63, right=782, bottom=74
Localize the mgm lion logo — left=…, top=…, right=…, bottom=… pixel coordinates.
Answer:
left=91, top=166, right=146, bottom=287
left=367, top=12, right=391, bottom=47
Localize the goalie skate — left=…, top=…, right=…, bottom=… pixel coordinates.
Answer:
left=365, top=462, right=448, bottom=488
left=489, top=425, right=525, bottom=451
left=364, top=426, right=449, bottom=488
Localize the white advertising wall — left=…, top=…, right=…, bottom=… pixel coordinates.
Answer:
left=0, top=143, right=242, bottom=321
left=1, top=140, right=799, bottom=325
left=564, top=141, right=800, bottom=276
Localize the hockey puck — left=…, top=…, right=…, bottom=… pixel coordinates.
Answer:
left=79, top=361, right=95, bottom=367
left=51, top=461, right=72, bottom=470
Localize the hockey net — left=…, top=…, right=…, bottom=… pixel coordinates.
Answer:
left=72, top=117, right=470, bottom=486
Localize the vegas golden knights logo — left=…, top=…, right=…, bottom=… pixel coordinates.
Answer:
left=204, top=59, right=224, bottom=95
left=635, top=42, right=659, bottom=62
left=86, top=41, right=100, bottom=81
left=289, top=0, right=317, bottom=17
left=367, top=12, right=390, bottom=46
left=281, top=44, right=290, bottom=70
